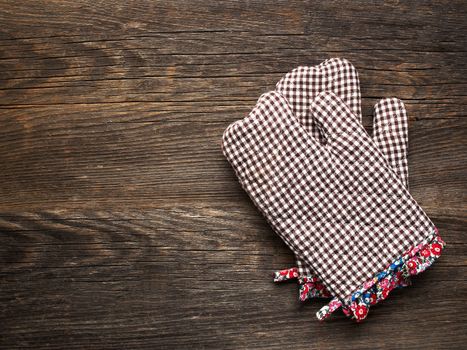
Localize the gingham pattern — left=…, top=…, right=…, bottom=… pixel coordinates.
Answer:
left=276, top=59, right=409, bottom=280
left=373, top=98, right=409, bottom=188
left=277, top=58, right=362, bottom=279
left=276, top=57, right=361, bottom=142
left=222, top=91, right=434, bottom=299
left=293, top=98, right=410, bottom=279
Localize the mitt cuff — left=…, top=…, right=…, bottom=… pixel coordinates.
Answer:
left=317, top=227, right=445, bottom=322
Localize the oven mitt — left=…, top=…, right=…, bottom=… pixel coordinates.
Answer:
left=274, top=99, right=412, bottom=300
left=222, top=91, right=444, bottom=322
left=273, top=60, right=411, bottom=302
left=275, top=98, right=412, bottom=301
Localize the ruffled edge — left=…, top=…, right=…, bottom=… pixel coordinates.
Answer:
left=273, top=267, right=331, bottom=300
left=316, top=227, right=444, bottom=322
left=273, top=267, right=299, bottom=282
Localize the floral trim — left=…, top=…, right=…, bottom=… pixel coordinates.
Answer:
left=274, top=262, right=410, bottom=302
left=273, top=267, right=299, bottom=282
left=299, top=276, right=332, bottom=300
left=317, top=228, right=444, bottom=322
left=273, top=267, right=331, bottom=300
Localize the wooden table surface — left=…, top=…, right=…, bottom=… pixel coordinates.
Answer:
left=1, top=1, right=466, bottom=349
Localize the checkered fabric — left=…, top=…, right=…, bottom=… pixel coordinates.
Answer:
left=276, top=58, right=361, bottom=142
left=291, top=98, right=410, bottom=280
left=222, top=91, right=434, bottom=300
left=276, top=59, right=410, bottom=281
left=277, top=58, right=362, bottom=280
left=373, top=98, right=409, bottom=188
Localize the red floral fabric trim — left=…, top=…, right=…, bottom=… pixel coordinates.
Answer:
left=273, top=268, right=331, bottom=300
left=273, top=267, right=299, bottom=282
left=299, top=276, right=332, bottom=300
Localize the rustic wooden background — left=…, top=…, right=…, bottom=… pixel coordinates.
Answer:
left=1, top=1, right=466, bottom=349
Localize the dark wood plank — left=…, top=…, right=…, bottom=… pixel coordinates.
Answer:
left=0, top=0, right=466, bottom=349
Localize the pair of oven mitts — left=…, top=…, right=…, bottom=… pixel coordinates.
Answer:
left=221, top=58, right=444, bottom=322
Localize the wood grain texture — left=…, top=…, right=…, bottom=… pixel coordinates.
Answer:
left=0, top=1, right=466, bottom=349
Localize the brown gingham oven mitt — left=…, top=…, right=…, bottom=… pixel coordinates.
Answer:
left=272, top=58, right=412, bottom=302
left=221, top=91, right=444, bottom=321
